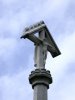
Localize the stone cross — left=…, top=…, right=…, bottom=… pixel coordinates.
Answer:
left=21, top=21, right=61, bottom=100
left=21, top=21, right=61, bottom=69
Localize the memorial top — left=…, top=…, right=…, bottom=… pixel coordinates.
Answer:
left=21, top=21, right=61, bottom=58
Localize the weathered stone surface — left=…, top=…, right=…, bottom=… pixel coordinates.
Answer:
left=29, top=69, right=52, bottom=100
left=21, top=21, right=61, bottom=100
left=33, top=84, right=47, bottom=100
left=21, top=21, right=61, bottom=58
left=29, top=69, right=52, bottom=89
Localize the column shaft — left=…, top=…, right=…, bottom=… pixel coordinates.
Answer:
left=34, top=84, right=47, bottom=100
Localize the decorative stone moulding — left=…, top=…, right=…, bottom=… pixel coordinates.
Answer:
left=29, top=69, right=52, bottom=89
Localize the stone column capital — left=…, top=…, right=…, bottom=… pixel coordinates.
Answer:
left=29, top=69, right=52, bottom=89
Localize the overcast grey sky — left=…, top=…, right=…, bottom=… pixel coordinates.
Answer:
left=0, top=0, right=75, bottom=100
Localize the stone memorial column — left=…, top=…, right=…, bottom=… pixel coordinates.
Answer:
left=21, top=21, right=61, bottom=100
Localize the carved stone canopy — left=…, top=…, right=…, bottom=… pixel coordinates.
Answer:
left=21, top=21, right=61, bottom=58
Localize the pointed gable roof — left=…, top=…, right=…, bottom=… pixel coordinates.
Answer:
left=21, top=21, right=61, bottom=58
